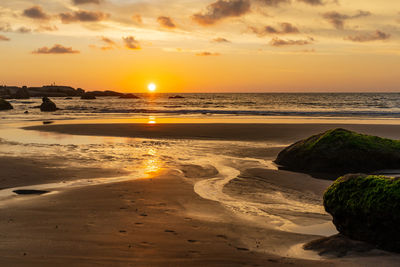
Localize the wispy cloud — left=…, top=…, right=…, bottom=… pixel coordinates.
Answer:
left=23, top=6, right=50, bottom=20
left=196, top=51, right=221, bottom=56
left=250, top=22, right=299, bottom=36
left=212, top=37, right=231, bottom=43
left=32, top=44, right=80, bottom=54
left=0, top=35, right=10, bottom=41
left=122, top=36, right=140, bottom=50
left=157, top=16, right=176, bottom=29
left=257, top=0, right=290, bottom=7
left=60, top=10, right=109, bottom=24
left=72, top=0, right=100, bottom=5
left=322, top=10, right=371, bottom=29
left=270, top=36, right=314, bottom=46
left=193, top=0, right=251, bottom=26
left=345, top=30, right=391, bottom=42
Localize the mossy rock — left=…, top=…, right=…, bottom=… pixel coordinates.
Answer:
left=0, top=98, right=13, bottom=110
left=324, top=174, right=400, bottom=252
left=275, top=128, right=400, bottom=177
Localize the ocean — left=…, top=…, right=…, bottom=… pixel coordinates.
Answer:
left=2, top=93, right=400, bottom=122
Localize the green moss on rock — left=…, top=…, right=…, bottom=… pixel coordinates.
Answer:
left=324, top=174, right=400, bottom=252
left=275, top=128, right=400, bottom=176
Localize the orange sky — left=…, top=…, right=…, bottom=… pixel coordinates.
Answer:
left=0, top=0, right=399, bottom=93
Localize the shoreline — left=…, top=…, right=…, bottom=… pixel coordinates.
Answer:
left=24, top=122, right=400, bottom=142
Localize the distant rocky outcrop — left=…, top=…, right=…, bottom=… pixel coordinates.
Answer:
left=40, top=97, right=57, bottom=112
left=119, top=93, right=140, bottom=99
left=15, top=87, right=30, bottom=99
left=169, top=95, right=185, bottom=99
left=275, top=128, right=400, bottom=177
left=0, top=98, right=13, bottom=110
left=81, top=93, right=96, bottom=100
left=324, top=174, right=400, bottom=252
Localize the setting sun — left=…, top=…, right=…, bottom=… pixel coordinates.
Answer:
left=148, top=83, right=156, bottom=92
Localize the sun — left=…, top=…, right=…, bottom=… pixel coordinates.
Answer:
left=148, top=83, right=156, bottom=92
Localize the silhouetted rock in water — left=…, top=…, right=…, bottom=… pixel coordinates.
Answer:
left=43, top=121, right=54, bottom=125
left=15, top=87, right=30, bottom=99
left=169, top=95, right=185, bottom=99
left=24, top=111, right=29, bottom=114
left=40, top=97, right=57, bottom=112
left=304, top=234, right=374, bottom=257
left=91, top=90, right=123, bottom=97
left=324, top=174, right=400, bottom=252
left=119, top=93, right=140, bottom=99
left=81, top=93, right=96, bottom=100
left=275, top=128, right=400, bottom=178
left=0, top=98, right=13, bottom=110
left=13, top=189, right=49, bottom=195
left=65, top=97, right=73, bottom=100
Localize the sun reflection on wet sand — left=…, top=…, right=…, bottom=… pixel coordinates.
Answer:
left=143, top=148, right=162, bottom=177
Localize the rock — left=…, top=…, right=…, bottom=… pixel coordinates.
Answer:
left=13, top=189, right=49, bottom=195
left=40, top=97, right=57, bottom=112
left=119, top=93, right=140, bottom=99
left=169, top=95, right=184, bottom=99
left=24, top=111, right=29, bottom=114
left=15, top=87, right=30, bottom=99
left=304, top=234, right=374, bottom=257
left=0, top=98, right=13, bottom=110
left=81, top=93, right=96, bottom=100
left=274, top=128, right=400, bottom=177
left=324, top=174, right=400, bottom=252
left=65, top=97, right=73, bottom=100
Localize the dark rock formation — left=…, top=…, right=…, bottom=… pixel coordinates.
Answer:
left=275, top=128, right=400, bottom=177
left=40, top=97, right=57, bottom=112
left=119, top=93, right=140, bottom=99
left=15, top=87, right=30, bottom=99
left=13, top=189, right=49, bottom=195
left=169, top=95, right=185, bottom=99
left=81, top=93, right=96, bottom=100
left=304, top=234, right=374, bottom=257
left=324, top=174, right=400, bottom=252
left=0, top=98, right=13, bottom=110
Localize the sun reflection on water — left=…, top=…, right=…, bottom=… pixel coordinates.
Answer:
left=143, top=148, right=162, bottom=177
left=148, top=116, right=156, bottom=124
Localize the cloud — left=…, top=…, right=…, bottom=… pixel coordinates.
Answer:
left=0, top=35, right=10, bottom=41
left=157, top=16, right=176, bottom=29
left=196, top=51, right=221, bottom=56
left=36, top=25, right=58, bottom=32
left=250, top=22, right=299, bottom=36
left=345, top=30, right=391, bottom=42
left=212, top=37, right=231, bottom=43
left=59, top=10, right=109, bottom=23
left=132, top=14, right=143, bottom=24
left=0, top=24, right=12, bottom=32
left=297, top=0, right=323, bottom=5
left=192, top=0, right=251, bottom=26
left=322, top=10, right=371, bottom=29
left=101, top=36, right=116, bottom=46
left=23, top=6, right=50, bottom=20
left=72, top=0, right=100, bottom=4
left=123, top=36, right=140, bottom=50
left=32, top=44, right=80, bottom=54
left=270, top=36, right=314, bottom=46
left=257, top=0, right=290, bottom=7
left=17, top=27, right=31, bottom=34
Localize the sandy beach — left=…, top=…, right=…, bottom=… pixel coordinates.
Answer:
left=0, top=122, right=399, bottom=266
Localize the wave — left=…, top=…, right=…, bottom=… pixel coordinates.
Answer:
left=63, top=108, right=400, bottom=118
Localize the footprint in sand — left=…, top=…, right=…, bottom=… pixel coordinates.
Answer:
left=235, top=247, right=249, bottom=251
left=216, top=234, right=227, bottom=239
left=187, top=240, right=198, bottom=243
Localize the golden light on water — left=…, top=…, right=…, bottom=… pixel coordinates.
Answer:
left=143, top=148, right=162, bottom=177
left=148, top=83, right=156, bottom=92
left=148, top=116, right=156, bottom=124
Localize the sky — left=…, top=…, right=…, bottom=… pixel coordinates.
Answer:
left=0, top=0, right=399, bottom=93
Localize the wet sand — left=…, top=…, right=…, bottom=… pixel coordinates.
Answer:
left=1, top=122, right=400, bottom=266
left=24, top=123, right=400, bottom=142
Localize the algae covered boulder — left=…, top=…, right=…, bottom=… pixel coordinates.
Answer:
left=275, top=128, right=400, bottom=176
left=0, top=98, right=13, bottom=110
left=323, top=174, right=400, bottom=252
left=40, top=97, right=57, bottom=112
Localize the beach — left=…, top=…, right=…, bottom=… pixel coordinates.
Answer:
left=0, top=120, right=399, bottom=266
